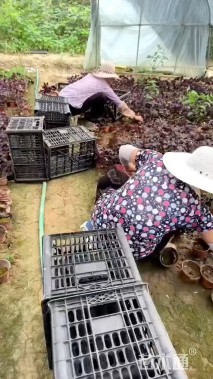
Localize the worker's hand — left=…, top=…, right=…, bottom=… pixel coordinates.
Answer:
left=134, top=114, right=143, bottom=123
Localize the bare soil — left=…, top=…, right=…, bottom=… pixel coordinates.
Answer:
left=0, top=54, right=212, bottom=379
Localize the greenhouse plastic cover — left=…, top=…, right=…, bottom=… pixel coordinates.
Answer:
left=84, top=0, right=213, bottom=77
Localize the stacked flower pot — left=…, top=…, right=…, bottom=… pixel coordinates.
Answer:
left=0, top=177, right=12, bottom=284
left=41, top=226, right=188, bottom=379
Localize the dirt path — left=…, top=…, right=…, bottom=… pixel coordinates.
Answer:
left=0, top=172, right=99, bottom=379
left=0, top=184, right=51, bottom=379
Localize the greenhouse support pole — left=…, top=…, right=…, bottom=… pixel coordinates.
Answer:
left=39, top=182, right=47, bottom=274
left=34, top=69, right=40, bottom=98
left=135, top=0, right=144, bottom=71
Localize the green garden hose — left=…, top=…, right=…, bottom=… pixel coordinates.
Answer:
left=35, top=68, right=47, bottom=273
left=39, top=182, right=47, bottom=274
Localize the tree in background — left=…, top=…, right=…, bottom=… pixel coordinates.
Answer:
left=0, top=0, right=90, bottom=53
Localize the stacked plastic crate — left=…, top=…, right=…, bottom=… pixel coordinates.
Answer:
left=42, top=226, right=188, bottom=379
left=34, top=95, right=71, bottom=129
left=6, top=116, right=48, bottom=182
left=6, top=121, right=96, bottom=182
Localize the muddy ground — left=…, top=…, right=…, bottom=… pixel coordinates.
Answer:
left=0, top=54, right=212, bottom=379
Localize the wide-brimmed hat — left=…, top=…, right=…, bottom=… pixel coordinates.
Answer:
left=163, top=146, right=213, bottom=194
left=93, top=62, right=119, bottom=79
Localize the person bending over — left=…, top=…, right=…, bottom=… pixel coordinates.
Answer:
left=81, top=145, right=213, bottom=260
left=59, top=62, right=143, bottom=123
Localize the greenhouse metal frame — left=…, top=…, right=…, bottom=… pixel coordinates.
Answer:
left=85, top=0, right=213, bottom=77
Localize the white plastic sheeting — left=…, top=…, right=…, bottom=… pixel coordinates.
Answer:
left=84, top=0, right=213, bottom=77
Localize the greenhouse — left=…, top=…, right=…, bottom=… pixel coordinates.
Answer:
left=85, top=0, right=213, bottom=76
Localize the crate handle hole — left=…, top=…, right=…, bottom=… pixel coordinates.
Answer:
left=90, top=302, right=119, bottom=318
left=79, top=274, right=108, bottom=285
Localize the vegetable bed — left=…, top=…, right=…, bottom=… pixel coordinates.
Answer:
left=41, top=74, right=213, bottom=168
left=93, top=75, right=213, bottom=167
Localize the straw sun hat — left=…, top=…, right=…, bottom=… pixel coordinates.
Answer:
left=163, top=146, right=213, bottom=194
left=93, top=62, right=119, bottom=79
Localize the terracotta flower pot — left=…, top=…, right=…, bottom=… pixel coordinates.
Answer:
left=159, top=244, right=179, bottom=268
left=0, top=189, right=11, bottom=198
left=0, top=212, right=13, bottom=230
left=180, top=260, right=201, bottom=283
left=0, top=259, right=11, bottom=284
left=0, top=202, right=10, bottom=213
left=7, top=101, right=15, bottom=108
left=192, top=238, right=209, bottom=259
left=200, top=264, right=213, bottom=289
left=0, top=187, right=10, bottom=196
left=0, top=178, right=7, bottom=186
left=0, top=225, right=7, bottom=244
left=0, top=197, right=12, bottom=205
left=0, top=103, right=6, bottom=112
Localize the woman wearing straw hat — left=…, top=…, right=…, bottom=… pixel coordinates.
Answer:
left=82, top=145, right=213, bottom=260
left=59, top=62, right=143, bottom=122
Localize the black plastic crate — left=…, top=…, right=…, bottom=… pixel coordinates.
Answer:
left=13, top=164, right=48, bottom=182
left=43, top=226, right=141, bottom=300
left=34, top=101, right=71, bottom=129
left=55, top=82, right=69, bottom=91
left=46, top=152, right=96, bottom=178
left=7, top=116, right=44, bottom=149
left=36, top=95, right=68, bottom=103
left=6, top=116, right=48, bottom=181
left=42, top=226, right=142, bottom=369
left=10, top=148, right=45, bottom=165
left=7, top=133, right=44, bottom=149
left=47, top=284, right=182, bottom=379
left=105, top=89, right=131, bottom=121
left=43, top=126, right=96, bottom=179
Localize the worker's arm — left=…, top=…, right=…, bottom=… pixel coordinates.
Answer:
left=118, top=102, right=143, bottom=122
left=197, top=201, right=213, bottom=250
left=104, top=85, right=143, bottom=122
left=199, top=230, right=213, bottom=250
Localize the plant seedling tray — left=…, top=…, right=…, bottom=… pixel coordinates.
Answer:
left=47, top=283, right=186, bottom=378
